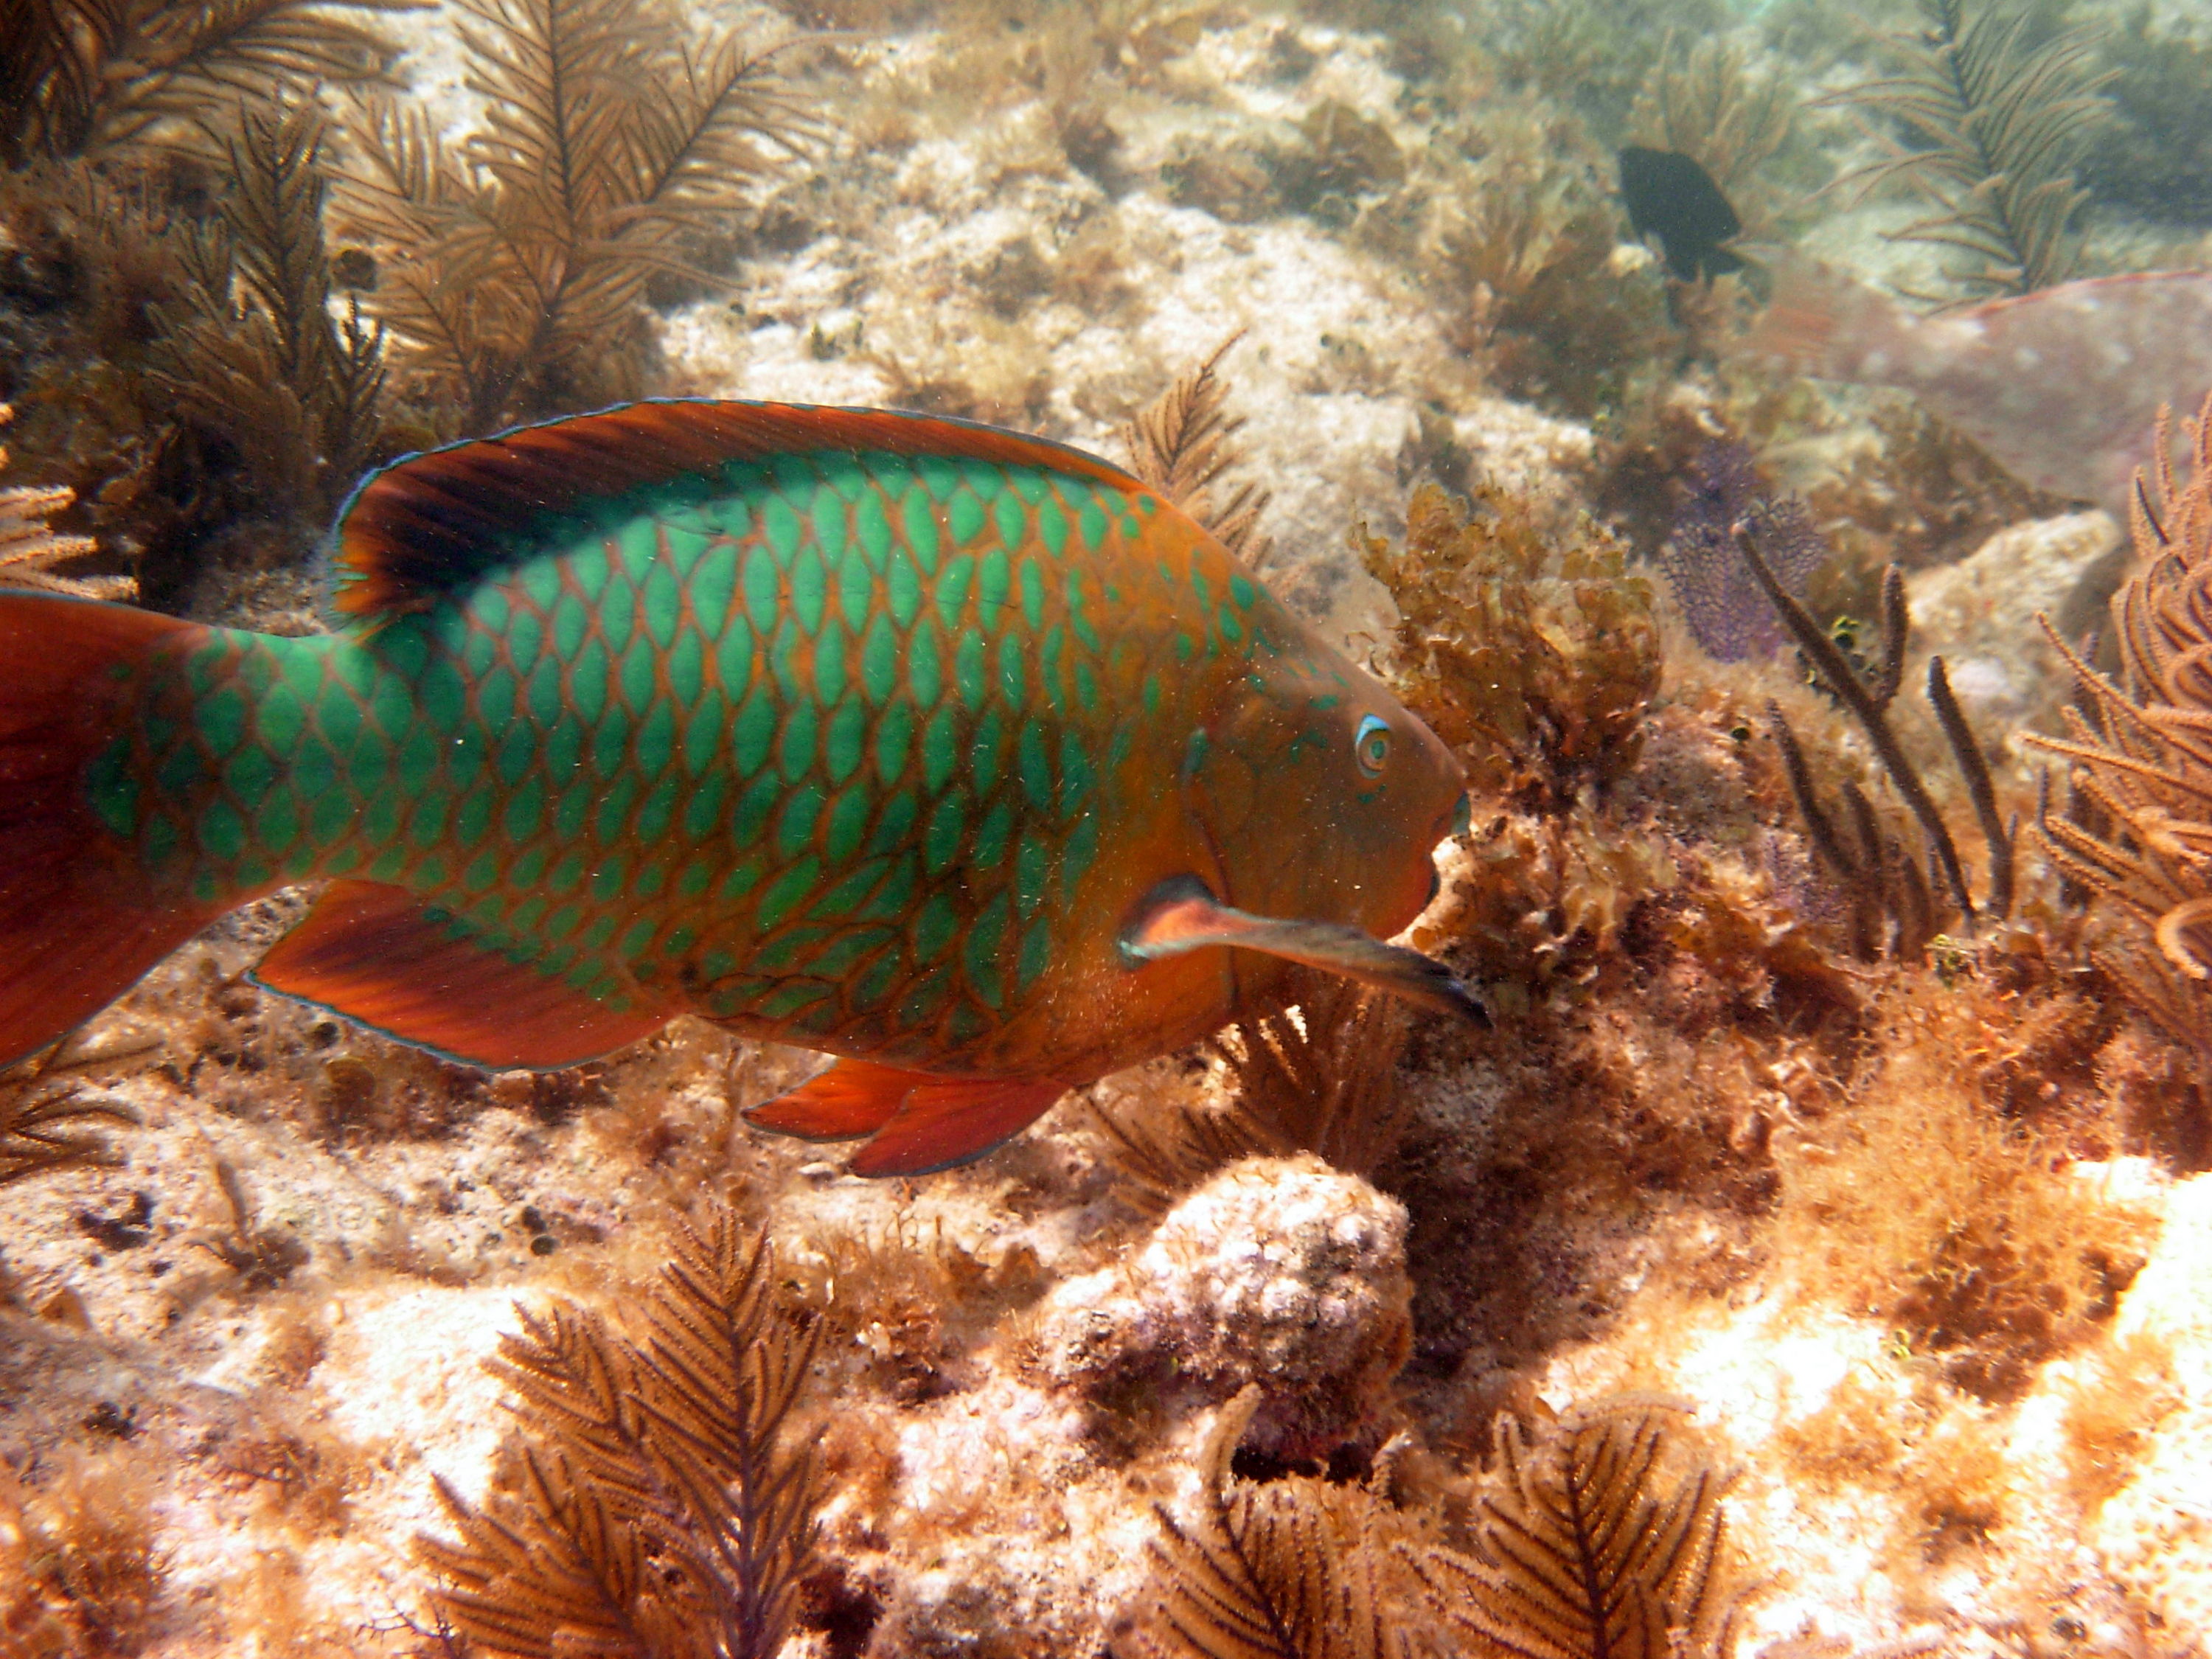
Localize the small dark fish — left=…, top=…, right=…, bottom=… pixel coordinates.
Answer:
left=1619, top=147, right=1744, bottom=281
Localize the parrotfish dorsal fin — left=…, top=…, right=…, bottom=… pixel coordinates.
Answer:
left=331, top=399, right=1150, bottom=620
left=1122, top=875, right=1489, bottom=1025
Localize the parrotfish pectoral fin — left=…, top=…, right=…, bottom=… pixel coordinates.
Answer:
left=252, top=880, right=671, bottom=1068
left=1121, top=875, right=1489, bottom=1025
left=745, top=1060, right=1067, bottom=1178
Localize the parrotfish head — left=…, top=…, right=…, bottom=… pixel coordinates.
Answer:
left=1186, top=630, right=1469, bottom=945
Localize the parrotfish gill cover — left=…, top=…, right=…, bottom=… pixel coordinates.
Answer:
left=0, top=399, right=1472, bottom=1175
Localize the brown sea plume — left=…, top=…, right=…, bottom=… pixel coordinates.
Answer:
left=1114, top=1391, right=1747, bottom=1658
left=1090, top=972, right=1413, bottom=1217
left=338, top=0, right=812, bottom=437
left=0, top=1032, right=150, bottom=1188
left=1118, top=333, right=1273, bottom=569
left=417, top=1203, right=820, bottom=1658
left=0, top=0, right=404, bottom=164
left=2031, top=395, right=2212, bottom=1013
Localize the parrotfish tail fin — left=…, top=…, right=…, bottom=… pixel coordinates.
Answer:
left=1745, top=255, right=1914, bottom=383
left=0, top=594, right=218, bottom=1068
left=745, top=1059, right=1067, bottom=1178
left=1123, top=876, right=1489, bottom=1026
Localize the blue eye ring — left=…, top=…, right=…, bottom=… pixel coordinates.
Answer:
left=1354, top=714, right=1391, bottom=776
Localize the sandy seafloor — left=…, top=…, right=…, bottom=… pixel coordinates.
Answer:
left=8, top=0, right=2212, bottom=1655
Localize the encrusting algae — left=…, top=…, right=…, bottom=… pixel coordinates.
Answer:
left=7, top=0, right=2212, bottom=1654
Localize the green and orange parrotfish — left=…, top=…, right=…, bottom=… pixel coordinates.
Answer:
left=0, top=401, right=1477, bottom=1175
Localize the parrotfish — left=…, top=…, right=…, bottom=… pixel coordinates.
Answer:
left=0, top=401, right=1476, bottom=1175
left=1746, top=257, right=2212, bottom=515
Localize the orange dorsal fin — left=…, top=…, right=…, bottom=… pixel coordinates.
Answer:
left=332, top=399, right=1149, bottom=620
left=252, top=880, right=671, bottom=1068
left=745, top=1061, right=1066, bottom=1177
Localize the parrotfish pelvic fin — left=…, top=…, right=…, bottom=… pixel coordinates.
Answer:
left=745, top=1059, right=1068, bottom=1178
left=331, top=398, right=1150, bottom=622
left=251, top=880, right=672, bottom=1069
left=1121, top=874, right=1489, bottom=1025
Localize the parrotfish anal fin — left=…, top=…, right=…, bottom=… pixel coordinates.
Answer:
left=1123, top=876, right=1489, bottom=1026
left=333, top=398, right=1150, bottom=620
left=742, top=1058, right=916, bottom=1142
left=252, top=880, right=670, bottom=1068
left=745, top=1060, right=1066, bottom=1178
left=850, top=1077, right=1068, bottom=1178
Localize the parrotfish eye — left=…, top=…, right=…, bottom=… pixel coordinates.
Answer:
left=1354, top=714, right=1391, bottom=776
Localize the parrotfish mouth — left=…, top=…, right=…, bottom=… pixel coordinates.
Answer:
left=1119, top=874, right=1489, bottom=1024
left=1428, top=790, right=1473, bottom=907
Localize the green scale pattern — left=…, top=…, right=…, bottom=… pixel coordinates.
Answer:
left=91, top=449, right=1266, bottom=1063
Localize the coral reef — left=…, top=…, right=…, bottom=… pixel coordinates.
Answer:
left=5, top=0, right=2212, bottom=1654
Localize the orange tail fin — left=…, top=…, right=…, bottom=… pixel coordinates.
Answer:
left=1744, top=254, right=1917, bottom=384
left=0, top=594, right=218, bottom=1067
